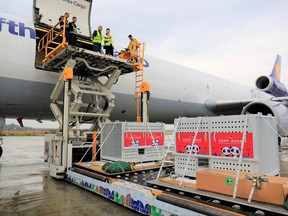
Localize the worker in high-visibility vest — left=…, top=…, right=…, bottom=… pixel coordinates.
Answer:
left=68, top=16, right=77, bottom=46
left=103, top=28, right=114, bottom=56
left=127, top=34, right=140, bottom=62
left=127, top=34, right=139, bottom=50
left=92, top=26, right=103, bottom=53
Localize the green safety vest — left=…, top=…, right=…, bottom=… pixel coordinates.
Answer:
left=93, top=30, right=102, bottom=44
left=69, top=23, right=77, bottom=34
left=104, top=35, right=113, bottom=46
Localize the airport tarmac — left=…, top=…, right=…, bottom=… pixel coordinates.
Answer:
left=1, top=136, right=288, bottom=216
left=0, top=137, right=137, bottom=216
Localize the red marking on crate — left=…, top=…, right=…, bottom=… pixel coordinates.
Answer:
left=211, top=132, right=254, bottom=158
left=146, top=132, right=164, bottom=146
left=176, top=132, right=209, bottom=155
left=124, top=132, right=145, bottom=147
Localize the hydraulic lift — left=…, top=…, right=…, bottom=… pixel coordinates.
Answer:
left=38, top=18, right=141, bottom=179
left=38, top=14, right=160, bottom=176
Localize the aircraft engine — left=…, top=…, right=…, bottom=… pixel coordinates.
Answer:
left=256, top=75, right=288, bottom=97
left=242, top=100, right=288, bottom=136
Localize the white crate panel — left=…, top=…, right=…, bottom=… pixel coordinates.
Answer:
left=122, top=147, right=165, bottom=163
left=102, top=147, right=166, bottom=163
left=176, top=116, right=254, bottom=133
left=175, top=154, right=257, bottom=177
left=175, top=118, right=209, bottom=132
left=145, top=147, right=165, bottom=159
left=209, top=158, right=257, bottom=173
left=210, top=115, right=251, bottom=132
left=123, top=149, right=139, bottom=160
left=175, top=155, right=198, bottom=177
left=123, top=122, right=165, bottom=133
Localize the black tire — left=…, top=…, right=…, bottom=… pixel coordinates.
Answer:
left=0, top=146, right=2, bottom=158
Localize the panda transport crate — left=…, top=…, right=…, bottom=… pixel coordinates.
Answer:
left=174, top=114, right=280, bottom=177
left=100, top=122, right=166, bottom=163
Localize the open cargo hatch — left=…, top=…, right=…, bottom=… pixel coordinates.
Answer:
left=33, top=0, right=93, bottom=69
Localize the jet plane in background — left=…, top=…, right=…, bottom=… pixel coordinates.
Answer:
left=0, top=0, right=288, bottom=157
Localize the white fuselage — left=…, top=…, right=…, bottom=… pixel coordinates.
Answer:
left=0, top=13, right=270, bottom=123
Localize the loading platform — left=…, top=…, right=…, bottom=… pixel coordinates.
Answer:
left=37, top=16, right=136, bottom=76
left=41, top=45, right=136, bottom=76
left=66, top=163, right=288, bottom=216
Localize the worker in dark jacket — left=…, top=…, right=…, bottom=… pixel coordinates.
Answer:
left=68, top=16, right=77, bottom=45
left=92, top=26, right=103, bottom=53
left=59, top=12, right=70, bottom=43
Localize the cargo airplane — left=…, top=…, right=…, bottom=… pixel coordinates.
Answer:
left=0, top=0, right=288, bottom=157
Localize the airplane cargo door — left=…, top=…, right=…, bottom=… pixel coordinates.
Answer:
left=33, top=0, right=93, bottom=69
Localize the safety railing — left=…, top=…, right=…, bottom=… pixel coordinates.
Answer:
left=130, top=42, right=146, bottom=122
left=129, top=42, right=145, bottom=70
left=37, top=16, right=69, bottom=63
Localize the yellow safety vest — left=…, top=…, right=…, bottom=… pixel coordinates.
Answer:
left=104, top=35, right=113, bottom=46
left=69, top=23, right=77, bottom=35
left=93, top=30, right=102, bottom=44
left=128, top=38, right=139, bottom=49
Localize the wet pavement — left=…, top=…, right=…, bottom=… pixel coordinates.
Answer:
left=1, top=136, right=288, bottom=216
left=0, top=137, right=137, bottom=216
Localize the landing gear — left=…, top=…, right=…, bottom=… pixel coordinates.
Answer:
left=0, top=145, right=2, bottom=158
left=0, top=117, right=4, bottom=159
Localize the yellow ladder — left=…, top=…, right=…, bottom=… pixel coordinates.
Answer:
left=135, top=69, right=143, bottom=122
left=129, top=42, right=145, bottom=122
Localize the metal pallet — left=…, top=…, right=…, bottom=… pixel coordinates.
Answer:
left=147, top=179, right=288, bottom=216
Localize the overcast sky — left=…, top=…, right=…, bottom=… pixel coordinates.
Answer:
left=2, top=0, right=288, bottom=128
left=92, top=0, right=288, bottom=87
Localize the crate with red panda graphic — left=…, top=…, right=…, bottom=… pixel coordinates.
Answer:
left=210, top=132, right=254, bottom=158
left=174, top=114, right=279, bottom=177
left=175, top=132, right=209, bottom=155
left=101, top=122, right=165, bottom=163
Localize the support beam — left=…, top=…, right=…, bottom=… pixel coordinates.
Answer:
left=47, top=49, right=134, bottom=179
left=62, top=60, right=76, bottom=171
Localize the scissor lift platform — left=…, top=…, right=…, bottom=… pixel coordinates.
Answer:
left=37, top=16, right=136, bottom=77
left=43, top=46, right=135, bottom=76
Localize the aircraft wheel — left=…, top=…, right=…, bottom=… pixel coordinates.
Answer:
left=0, top=146, right=2, bottom=158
